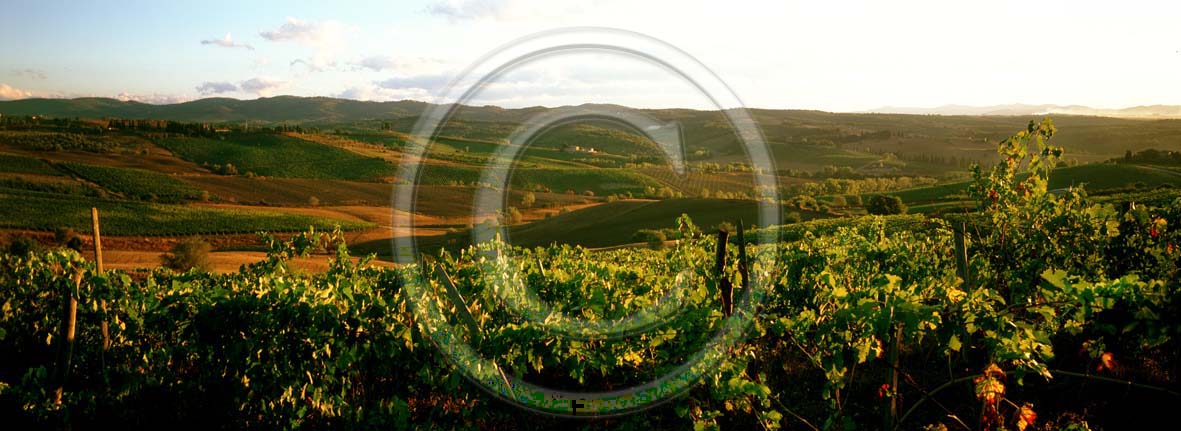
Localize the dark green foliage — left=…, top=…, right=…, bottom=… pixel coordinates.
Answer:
left=0, top=131, right=128, bottom=152
left=630, top=228, right=667, bottom=249
left=867, top=194, right=907, bottom=215
left=2, top=234, right=40, bottom=255
left=1117, top=148, right=1181, bottom=165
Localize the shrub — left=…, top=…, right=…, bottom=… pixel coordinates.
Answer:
left=783, top=211, right=802, bottom=224
left=3, top=235, right=40, bottom=255
left=54, top=227, right=84, bottom=252
left=504, top=207, right=524, bottom=224
left=631, top=229, right=666, bottom=249
left=160, top=237, right=212, bottom=272
left=715, top=221, right=736, bottom=234
left=866, top=195, right=907, bottom=215
left=788, top=195, right=818, bottom=211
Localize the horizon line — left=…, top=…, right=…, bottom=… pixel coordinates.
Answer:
left=3, top=95, right=1181, bottom=118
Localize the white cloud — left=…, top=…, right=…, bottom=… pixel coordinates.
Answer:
left=424, top=0, right=600, bottom=23
left=116, top=92, right=192, bottom=105
left=260, top=17, right=352, bottom=71
left=259, top=17, right=343, bottom=44
left=375, top=73, right=456, bottom=92
left=0, top=83, right=34, bottom=100
left=351, top=55, right=404, bottom=72
left=196, top=81, right=238, bottom=95
left=349, top=55, right=450, bottom=76
left=425, top=0, right=507, bottom=21
left=201, top=33, right=254, bottom=50
left=239, top=77, right=287, bottom=96
left=11, top=69, right=47, bottom=80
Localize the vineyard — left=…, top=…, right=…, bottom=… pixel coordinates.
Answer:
left=59, top=162, right=203, bottom=203
left=0, top=153, right=63, bottom=176
left=0, top=120, right=1179, bottom=430
left=156, top=134, right=395, bottom=181
left=0, top=191, right=373, bottom=235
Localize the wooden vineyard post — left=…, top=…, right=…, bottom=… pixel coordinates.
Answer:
left=92, top=208, right=110, bottom=354
left=715, top=228, right=733, bottom=317
left=51, top=270, right=83, bottom=405
left=737, top=220, right=750, bottom=292
left=435, top=263, right=483, bottom=345
left=885, top=324, right=901, bottom=429
left=953, top=222, right=972, bottom=289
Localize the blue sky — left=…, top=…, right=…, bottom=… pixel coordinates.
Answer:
left=2, top=0, right=1179, bottom=111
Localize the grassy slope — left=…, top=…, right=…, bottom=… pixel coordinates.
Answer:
left=0, top=153, right=61, bottom=175
left=887, top=163, right=1181, bottom=204
left=416, top=162, right=663, bottom=196
left=59, top=162, right=202, bottom=201
left=0, top=190, right=372, bottom=235
left=157, top=134, right=394, bottom=181
left=420, top=198, right=831, bottom=250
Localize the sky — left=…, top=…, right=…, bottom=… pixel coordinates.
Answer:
left=1, top=0, right=1179, bottom=112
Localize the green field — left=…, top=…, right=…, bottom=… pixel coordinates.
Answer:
left=333, top=131, right=409, bottom=148
left=418, top=198, right=831, bottom=249
left=157, top=134, right=395, bottom=181
left=416, top=163, right=663, bottom=196
left=0, top=191, right=372, bottom=235
left=886, top=163, right=1181, bottom=204
left=60, top=162, right=202, bottom=202
left=429, top=136, right=624, bottom=168
left=0, top=152, right=62, bottom=175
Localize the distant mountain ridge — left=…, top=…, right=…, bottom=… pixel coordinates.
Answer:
left=865, top=103, right=1181, bottom=118
left=4, top=96, right=1181, bottom=124
left=0, top=96, right=435, bottom=123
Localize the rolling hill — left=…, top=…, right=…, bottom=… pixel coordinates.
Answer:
left=411, top=198, right=832, bottom=250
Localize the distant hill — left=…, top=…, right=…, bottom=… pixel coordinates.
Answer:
left=0, top=96, right=431, bottom=123
left=865, top=103, right=1181, bottom=118
left=6, top=96, right=1181, bottom=163
left=7, top=95, right=1181, bottom=124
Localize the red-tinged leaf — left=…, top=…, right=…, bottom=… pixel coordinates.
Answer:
left=1016, top=403, right=1037, bottom=431
left=1099, top=352, right=1118, bottom=372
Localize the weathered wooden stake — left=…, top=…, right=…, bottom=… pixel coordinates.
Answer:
left=435, top=263, right=483, bottom=345
left=51, top=270, right=82, bottom=405
left=92, top=208, right=110, bottom=353
left=953, top=222, right=971, bottom=289
left=886, top=324, right=901, bottom=429
left=737, top=220, right=750, bottom=292
left=715, top=228, right=733, bottom=317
